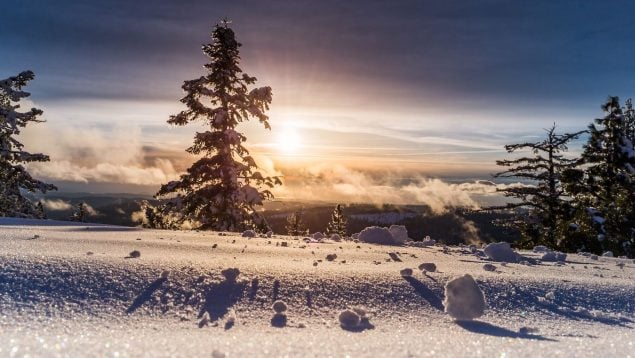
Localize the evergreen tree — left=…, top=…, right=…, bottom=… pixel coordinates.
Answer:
left=70, top=202, right=88, bottom=222
left=156, top=20, right=281, bottom=231
left=490, top=124, right=584, bottom=249
left=36, top=201, right=46, bottom=219
left=285, top=210, right=307, bottom=236
left=138, top=200, right=180, bottom=230
left=0, top=71, right=56, bottom=218
left=573, top=96, right=635, bottom=256
left=326, top=204, right=348, bottom=237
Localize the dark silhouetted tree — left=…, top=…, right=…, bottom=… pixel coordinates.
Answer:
left=156, top=20, right=281, bottom=231
left=326, top=204, right=348, bottom=237
left=0, top=71, right=56, bottom=218
left=490, top=124, right=584, bottom=249
left=285, top=210, right=307, bottom=236
left=70, top=202, right=88, bottom=222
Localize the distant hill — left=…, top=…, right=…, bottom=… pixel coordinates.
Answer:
left=23, top=193, right=520, bottom=244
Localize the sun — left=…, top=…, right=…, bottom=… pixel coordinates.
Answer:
left=276, top=127, right=302, bottom=154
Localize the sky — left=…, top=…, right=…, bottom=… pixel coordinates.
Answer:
left=3, top=0, right=635, bottom=206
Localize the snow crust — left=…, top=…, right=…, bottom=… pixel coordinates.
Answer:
left=0, top=218, right=633, bottom=357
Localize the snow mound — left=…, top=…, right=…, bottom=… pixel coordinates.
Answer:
left=541, top=251, right=567, bottom=262
left=312, top=232, right=324, bottom=240
left=443, top=274, right=486, bottom=321
left=602, top=251, right=614, bottom=257
left=388, top=225, right=409, bottom=244
left=483, top=242, right=519, bottom=262
left=241, top=230, right=256, bottom=238
left=421, top=236, right=436, bottom=246
left=533, top=245, right=550, bottom=253
left=358, top=226, right=401, bottom=245
left=330, top=234, right=341, bottom=241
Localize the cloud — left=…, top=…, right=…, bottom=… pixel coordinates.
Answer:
left=83, top=203, right=99, bottom=216
left=39, top=199, right=72, bottom=211
left=20, top=120, right=182, bottom=186
left=272, top=164, right=526, bottom=213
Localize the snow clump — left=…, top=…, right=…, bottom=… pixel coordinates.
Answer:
left=241, top=230, right=256, bottom=238
left=400, top=268, right=413, bottom=277
left=541, top=251, right=567, bottom=262
left=388, top=225, right=409, bottom=244
left=418, top=262, right=437, bottom=272
left=338, top=309, right=361, bottom=328
left=272, top=300, right=287, bottom=313
left=483, top=242, right=519, bottom=262
left=602, top=251, right=614, bottom=257
left=443, top=274, right=486, bottom=321
left=358, top=226, right=402, bottom=245
left=482, top=263, right=497, bottom=272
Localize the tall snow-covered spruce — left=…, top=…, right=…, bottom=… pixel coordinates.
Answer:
left=156, top=21, right=281, bottom=231
left=571, top=97, right=635, bottom=257
left=0, top=71, right=56, bottom=218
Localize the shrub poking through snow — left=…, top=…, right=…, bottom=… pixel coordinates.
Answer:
left=358, top=226, right=402, bottom=245
left=400, top=268, right=413, bottom=277
left=272, top=300, right=287, bottom=313
left=418, top=263, right=437, bottom=272
left=443, top=274, right=486, bottom=321
left=483, top=242, right=519, bottom=262
left=128, top=250, right=141, bottom=258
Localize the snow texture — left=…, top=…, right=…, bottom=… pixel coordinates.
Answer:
left=1, top=218, right=634, bottom=357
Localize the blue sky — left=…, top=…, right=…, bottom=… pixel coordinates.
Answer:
left=2, top=0, right=635, bottom=201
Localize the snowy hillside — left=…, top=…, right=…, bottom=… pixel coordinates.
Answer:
left=0, top=218, right=633, bottom=357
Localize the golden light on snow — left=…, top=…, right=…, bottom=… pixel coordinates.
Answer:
left=276, top=127, right=302, bottom=155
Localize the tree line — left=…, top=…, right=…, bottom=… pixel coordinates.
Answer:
left=490, top=98, right=635, bottom=257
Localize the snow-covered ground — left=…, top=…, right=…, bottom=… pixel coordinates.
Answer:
left=0, top=218, right=633, bottom=357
